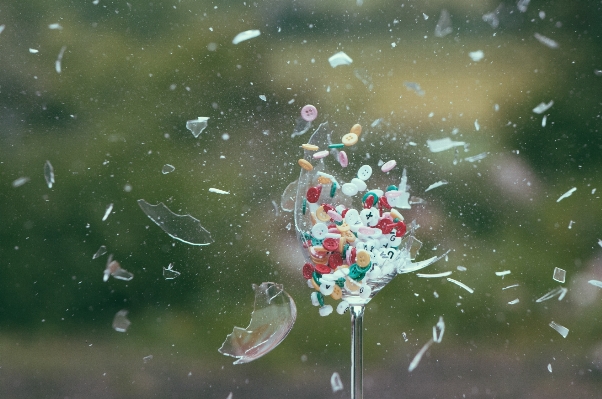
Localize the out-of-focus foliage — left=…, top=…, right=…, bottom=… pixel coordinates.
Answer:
left=1, top=0, right=602, bottom=397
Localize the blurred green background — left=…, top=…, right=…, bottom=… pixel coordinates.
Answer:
left=1, top=0, right=602, bottom=397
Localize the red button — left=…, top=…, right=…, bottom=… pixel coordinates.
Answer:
left=315, top=263, right=331, bottom=274
left=306, top=186, right=322, bottom=203
left=364, top=195, right=375, bottom=208
left=376, top=219, right=394, bottom=234
left=378, top=196, right=390, bottom=209
left=322, top=203, right=334, bottom=213
left=328, top=252, right=343, bottom=269
left=395, top=221, right=407, bottom=237
left=301, top=104, right=318, bottom=122
left=302, top=263, right=314, bottom=279
left=323, top=238, right=339, bottom=251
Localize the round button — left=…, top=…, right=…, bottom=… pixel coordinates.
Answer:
left=381, top=159, right=397, bottom=172
left=342, top=133, right=358, bottom=146
left=323, top=237, right=339, bottom=251
left=306, top=186, right=322, bottom=203
left=316, top=206, right=331, bottom=222
left=302, top=263, right=314, bottom=279
left=350, top=123, right=362, bottom=136
left=301, top=143, right=319, bottom=151
left=338, top=151, right=349, bottom=167
left=330, top=285, right=343, bottom=300
left=351, top=178, right=367, bottom=191
left=298, top=158, right=313, bottom=171
left=342, top=183, right=359, bottom=196
left=311, top=223, right=328, bottom=240
left=336, top=300, right=350, bottom=314
left=328, top=252, right=344, bottom=269
left=356, top=249, right=371, bottom=267
left=319, top=282, right=334, bottom=295
left=301, top=104, right=318, bottom=122
left=315, top=262, right=332, bottom=274
left=357, top=165, right=373, bottom=180
left=313, top=150, right=329, bottom=159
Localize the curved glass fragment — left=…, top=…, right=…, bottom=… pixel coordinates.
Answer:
left=219, top=282, right=297, bottom=364
left=137, top=199, right=213, bottom=246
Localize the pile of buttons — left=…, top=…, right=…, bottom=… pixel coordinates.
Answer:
left=296, top=121, right=417, bottom=316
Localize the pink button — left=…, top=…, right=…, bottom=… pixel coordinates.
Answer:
left=338, top=151, right=348, bottom=167
left=381, top=160, right=397, bottom=172
left=301, top=105, right=318, bottom=122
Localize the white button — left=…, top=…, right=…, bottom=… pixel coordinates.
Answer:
left=319, top=304, right=333, bottom=316
left=359, top=285, right=372, bottom=299
left=351, top=178, right=367, bottom=191
left=357, top=165, right=373, bottom=180
left=320, top=282, right=335, bottom=295
left=311, top=223, right=329, bottom=239
left=310, top=292, right=321, bottom=306
left=336, top=301, right=350, bottom=314
left=360, top=207, right=379, bottom=226
left=344, top=209, right=362, bottom=228
left=342, top=183, right=359, bottom=196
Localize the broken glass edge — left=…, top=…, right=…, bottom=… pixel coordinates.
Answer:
left=137, top=199, right=213, bottom=246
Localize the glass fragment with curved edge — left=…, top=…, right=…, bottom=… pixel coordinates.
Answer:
left=137, top=199, right=213, bottom=246
left=219, top=282, right=297, bottom=365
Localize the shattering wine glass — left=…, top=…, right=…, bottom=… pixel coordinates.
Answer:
left=293, top=121, right=441, bottom=399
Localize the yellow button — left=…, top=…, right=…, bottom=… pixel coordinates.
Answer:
left=315, top=206, right=331, bottom=222
left=350, top=123, right=362, bottom=136
left=298, top=159, right=313, bottom=170
left=301, top=143, right=319, bottom=151
left=343, top=230, right=356, bottom=243
left=330, top=285, right=342, bottom=300
left=338, top=237, right=346, bottom=253
left=317, top=176, right=331, bottom=184
left=342, top=133, right=358, bottom=146
left=345, top=278, right=361, bottom=292
left=311, top=277, right=320, bottom=291
left=337, top=222, right=350, bottom=232
left=356, top=250, right=371, bottom=267
left=390, top=209, right=404, bottom=221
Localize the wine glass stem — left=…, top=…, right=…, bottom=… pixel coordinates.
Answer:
left=350, top=305, right=365, bottom=399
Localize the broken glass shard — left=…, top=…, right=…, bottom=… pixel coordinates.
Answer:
left=536, top=286, right=568, bottom=302
left=416, top=271, right=452, bottom=278
left=48, top=23, right=62, bottom=30
left=290, top=117, right=311, bottom=138
left=553, top=267, right=566, bottom=283
left=427, top=137, right=466, bottom=153
left=588, top=280, right=602, bottom=289
left=542, top=115, right=547, bottom=127
left=533, top=100, right=554, bottom=114
left=425, top=180, right=448, bottom=192
left=103, top=255, right=134, bottom=282
left=186, top=117, right=209, bottom=138
left=502, top=284, right=519, bottom=290
left=354, top=69, right=373, bottom=91
left=281, top=180, right=298, bottom=212
left=548, top=363, right=553, bottom=373
left=93, top=245, right=107, bottom=259
left=328, top=51, right=353, bottom=68
left=102, top=203, right=113, bottom=221
left=447, top=278, right=474, bottom=293
left=464, top=152, right=488, bottom=162
left=495, top=270, right=511, bottom=277
left=112, top=309, right=131, bottom=332
left=331, top=372, right=343, bottom=393
left=137, top=199, right=213, bottom=246
left=432, top=316, right=445, bottom=343
left=403, top=82, right=425, bottom=96
left=598, top=239, right=602, bottom=248
left=482, top=4, right=502, bottom=29
left=408, top=339, right=433, bottom=372
left=508, top=298, right=520, bottom=305
left=209, top=187, right=230, bottom=195
left=55, top=46, right=66, bottom=73
left=44, top=160, right=55, bottom=188
left=549, top=321, right=569, bottom=338
left=12, top=177, right=30, bottom=188
left=219, top=282, right=296, bottom=364
left=517, top=0, right=530, bottom=12
left=232, top=29, right=260, bottom=44
left=163, top=263, right=181, bottom=280
left=534, top=33, right=558, bottom=49
left=162, top=164, right=175, bottom=174
left=556, top=187, right=576, bottom=202
left=469, top=50, right=484, bottom=62
left=143, top=355, right=153, bottom=363
left=434, top=9, right=452, bottom=37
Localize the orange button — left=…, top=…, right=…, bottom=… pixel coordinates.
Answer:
left=298, top=158, right=313, bottom=170
left=356, top=250, right=371, bottom=267
left=350, top=123, right=362, bottom=136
